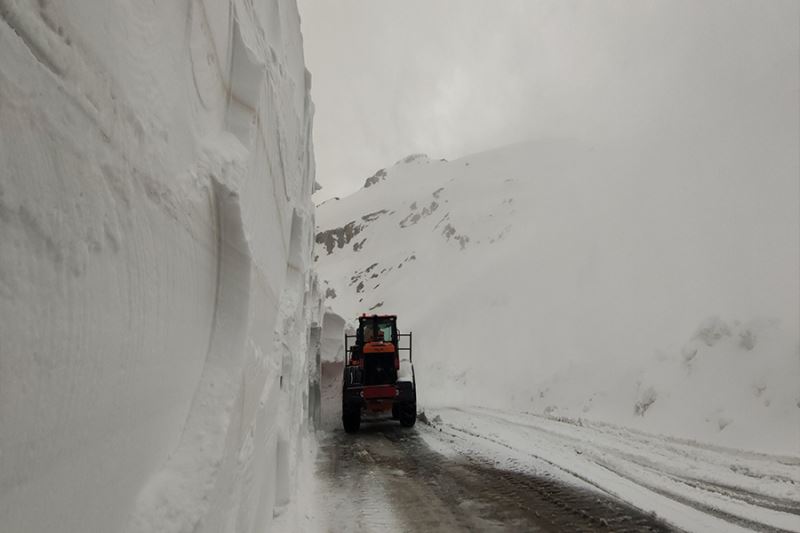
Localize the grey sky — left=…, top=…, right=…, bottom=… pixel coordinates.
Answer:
left=298, top=1, right=798, bottom=199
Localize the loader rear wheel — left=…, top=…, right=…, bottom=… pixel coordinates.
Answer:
left=399, top=402, right=416, bottom=427
left=342, top=407, right=361, bottom=433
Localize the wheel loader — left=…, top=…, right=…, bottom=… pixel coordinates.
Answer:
left=341, top=314, right=416, bottom=433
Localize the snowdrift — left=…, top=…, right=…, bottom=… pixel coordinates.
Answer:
left=0, top=1, right=329, bottom=531
left=315, top=141, right=799, bottom=455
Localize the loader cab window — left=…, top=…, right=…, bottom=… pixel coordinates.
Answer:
left=359, top=316, right=397, bottom=344
left=377, top=322, right=392, bottom=342
left=363, top=324, right=375, bottom=341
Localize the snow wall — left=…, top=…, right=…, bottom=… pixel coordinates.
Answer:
left=0, top=1, right=330, bottom=532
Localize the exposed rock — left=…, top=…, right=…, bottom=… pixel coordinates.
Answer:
left=422, top=201, right=439, bottom=216
left=396, top=153, right=428, bottom=165
left=315, top=221, right=364, bottom=254
left=399, top=200, right=439, bottom=228
left=441, top=223, right=469, bottom=248
left=739, top=329, right=757, bottom=350
left=693, top=317, right=732, bottom=347
left=364, top=168, right=387, bottom=188
left=362, top=209, right=388, bottom=222
left=315, top=196, right=340, bottom=208
left=442, top=224, right=456, bottom=240
left=399, top=212, right=421, bottom=228
left=634, top=387, right=657, bottom=416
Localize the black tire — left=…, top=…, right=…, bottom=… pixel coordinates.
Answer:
left=391, top=403, right=400, bottom=420
left=399, top=402, right=416, bottom=427
left=342, top=407, right=361, bottom=433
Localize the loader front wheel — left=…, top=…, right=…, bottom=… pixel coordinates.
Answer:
left=342, top=407, right=361, bottom=433
left=399, top=402, right=416, bottom=427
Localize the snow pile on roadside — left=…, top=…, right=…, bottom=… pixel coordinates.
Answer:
left=314, top=137, right=799, bottom=455
left=0, top=1, right=324, bottom=532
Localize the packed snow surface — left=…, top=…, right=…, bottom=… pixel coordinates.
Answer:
left=421, top=407, right=800, bottom=533
left=0, top=1, right=329, bottom=532
left=315, top=140, right=799, bottom=456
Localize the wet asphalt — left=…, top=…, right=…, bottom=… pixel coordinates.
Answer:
left=314, top=419, right=677, bottom=533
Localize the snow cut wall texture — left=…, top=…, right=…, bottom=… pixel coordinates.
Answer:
left=0, top=1, right=320, bottom=531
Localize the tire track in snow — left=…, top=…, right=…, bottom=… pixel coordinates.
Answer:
left=314, top=422, right=674, bottom=532
left=451, top=407, right=800, bottom=528
left=427, top=407, right=800, bottom=533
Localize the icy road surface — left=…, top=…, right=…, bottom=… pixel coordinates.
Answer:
left=313, top=421, right=674, bottom=532
left=312, top=408, right=800, bottom=533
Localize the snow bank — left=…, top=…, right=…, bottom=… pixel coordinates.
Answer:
left=529, top=317, right=800, bottom=455
left=0, top=1, right=323, bottom=531
left=321, top=310, right=346, bottom=362
left=315, top=137, right=799, bottom=455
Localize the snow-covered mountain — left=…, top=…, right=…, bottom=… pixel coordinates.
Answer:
left=315, top=140, right=799, bottom=455
left=0, top=2, right=329, bottom=532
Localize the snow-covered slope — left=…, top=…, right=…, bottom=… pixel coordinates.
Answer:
left=0, top=1, right=328, bottom=532
left=315, top=141, right=799, bottom=456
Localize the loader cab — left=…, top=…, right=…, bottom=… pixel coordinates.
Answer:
left=351, top=315, right=398, bottom=386
left=356, top=314, right=398, bottom=347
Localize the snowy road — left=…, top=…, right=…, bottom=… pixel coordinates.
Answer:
left=311, top=406, right=799, bottom=533
left=312, top=421, right=674, bottom=532
left=420, top=407, right=800, bottom=533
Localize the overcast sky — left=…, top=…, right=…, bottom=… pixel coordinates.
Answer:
left=298, top=0, right=798, bottom=199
